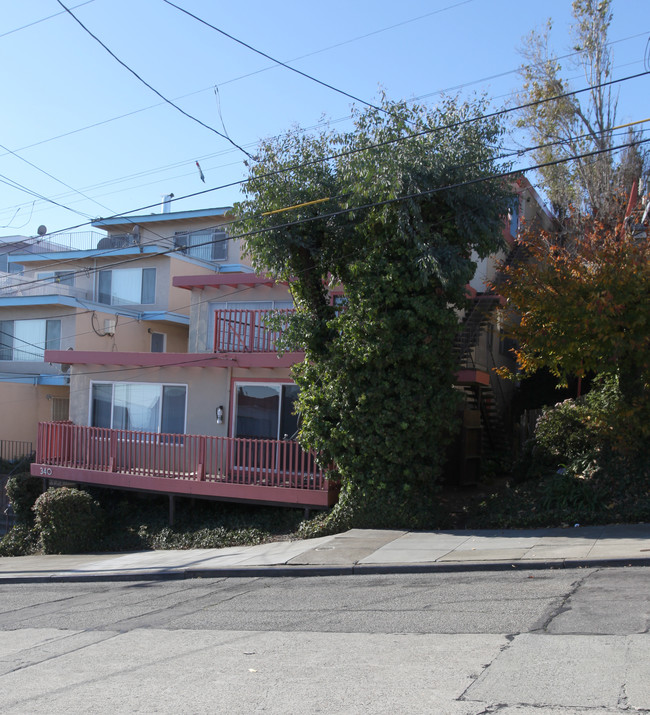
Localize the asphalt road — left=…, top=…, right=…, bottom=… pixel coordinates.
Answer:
left=0, top=568, right=649, bottom=713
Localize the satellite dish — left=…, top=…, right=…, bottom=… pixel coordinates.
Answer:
left=37, top=225, right=47, bottom=236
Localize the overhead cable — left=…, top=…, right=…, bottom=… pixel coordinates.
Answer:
left=54, top=0, right=255, bottom=159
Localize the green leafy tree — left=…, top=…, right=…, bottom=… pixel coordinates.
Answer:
left=238, top=97, right=513, bottom=530
left=514, top=0, right=647, bottom=224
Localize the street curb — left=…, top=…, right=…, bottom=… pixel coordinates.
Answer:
left=2, top=556, right=650, bottom=584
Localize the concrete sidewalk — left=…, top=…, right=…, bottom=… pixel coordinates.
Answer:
left=1, top=524, right=650, bottom=583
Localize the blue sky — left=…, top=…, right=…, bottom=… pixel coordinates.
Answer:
left=1, top=0, right=647, bottom=238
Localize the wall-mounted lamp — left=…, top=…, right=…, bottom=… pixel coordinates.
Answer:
left=216, top=405, right=224, bottom=425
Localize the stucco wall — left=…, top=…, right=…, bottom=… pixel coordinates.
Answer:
left=68, top=364, right=293, bottom=437
left=0, top=382, right=68, bottom=444
left=73, top=310, right=188, bottom=353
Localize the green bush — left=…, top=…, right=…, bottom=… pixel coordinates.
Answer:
left=137, top=525, right=268, bottom=550
left=5, top=475, right=43, bottom=524
left=33, top=487, right=104, bottom=554
left=0, top=524, right=38, bottom=556
left=533, top=399, right=600, bottom=464
left=528, top=375, right=623, bottom=469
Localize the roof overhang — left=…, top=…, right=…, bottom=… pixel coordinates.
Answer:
left=0, top=295, right=81, bottom=309
left=9, top=246, right=160, bottom=263
left=173, top=273, right=285, bottom=291
left=92, top=207, right=232, bottom=232
left=0, top=373, right=69, bottom=386
left=138, top=312, right=189, bottom=326
left=45, top=350, right=303, bottom=369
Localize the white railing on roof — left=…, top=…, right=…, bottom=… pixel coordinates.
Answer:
left=23, top=231, right=106, bottom=253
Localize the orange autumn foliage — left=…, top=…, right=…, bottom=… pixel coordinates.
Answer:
left=492, top=216, right=650, bottom=390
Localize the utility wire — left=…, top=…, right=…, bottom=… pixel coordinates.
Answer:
left=0, top=172, right=93, bottom=220
left=0, top=140, right=116, bottom=216
left=1, top=28, right=646, bottom=219
left=2, top=66, right=647, bottom=273
left=11, top=67, right=647, bottom=248
left=5, top=131, right=648, bottom=298
left=54, top=0, right=255, bottom=159
left=0, top=0, right=96, bottom=40
left=2, top=133, right=647, bottom=386
left=163, top=0, right=395, bottom=120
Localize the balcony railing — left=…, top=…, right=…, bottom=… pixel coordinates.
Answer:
left=214, top=309, right=295, bottom=353
left=35, top=422, right=331, bottom=497
left=0, top=274, right=91, bottom=300
left=20, top=231, right=106, bottom=253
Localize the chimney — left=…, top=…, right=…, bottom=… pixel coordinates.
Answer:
left=161, top=193, right=174, bottom=213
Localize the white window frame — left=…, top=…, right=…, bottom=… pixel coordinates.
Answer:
left=97, top=267, right=156, bottom=306
left=0, top=318, right=61, bottom=361
left=174, top=229, right=228, bottom=261
left=89, top=381, right=188, bottom=434
left=233, top=381, right=299, bottom=440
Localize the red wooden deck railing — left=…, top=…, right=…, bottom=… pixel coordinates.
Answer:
left=213, top=308, right=295, bottom=353
left=33, top=422, right=337, bottom=507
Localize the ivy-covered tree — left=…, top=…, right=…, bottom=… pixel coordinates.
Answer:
left=237, top=97, right=513, bottom=530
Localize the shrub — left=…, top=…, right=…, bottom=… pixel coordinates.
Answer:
left=5, top=475, right=43, bottom=524
left=0, top=524, right=38, bottom=556
left=33, top=487, right=104, bottom=554
left=137, top=525, right=268, bottom=550
left=530, top=375, right=623, bottom=468
left=533, top=399, right=597, bottom=464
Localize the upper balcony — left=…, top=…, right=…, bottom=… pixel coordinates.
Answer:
left=0, top=273, right=91, bottom=301
left=214, top=308, right=296, bottom=354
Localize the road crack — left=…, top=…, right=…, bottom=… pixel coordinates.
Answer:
left=530, top=567, right=600, bottom=633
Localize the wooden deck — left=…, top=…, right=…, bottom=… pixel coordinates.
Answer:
left=31, top=422, right=338, bottom=509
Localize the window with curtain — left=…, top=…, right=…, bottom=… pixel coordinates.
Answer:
left=0, top=319, right=61, bottom=360
left=98, top=267, right=156, bottom=305
left=90, top=382, right=187, bottom=433
left=174, top=230, right=228, bottom=261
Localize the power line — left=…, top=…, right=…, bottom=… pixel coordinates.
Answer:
left=0, top=140, right=116, bottom=216
left=1, top=133, right=647, bottom=389
left=0, top=0, right=96, bottom=40
left=2, top=66, right=646, bottom=277
left=54, top=0, right=255, bottom=160
left=6, top=130, right=648, bottom=299
left=0, top=25, right=646, bottom=220
left=163, top=0, right=400, bottom=121
left=0, top=172, right=93, bottom=220
left=13, top=67, right=647, bottom=247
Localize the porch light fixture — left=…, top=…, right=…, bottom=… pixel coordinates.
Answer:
left=216, top=406, right=224, bottom=425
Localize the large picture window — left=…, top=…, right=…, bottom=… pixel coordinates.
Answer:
left=98, top=267, right=156, bottom=305
left=91, top=382, right=186, bottom=433
left=0, top=319, right=61, bottom=360
left=234, top=383, right=299, bottom=440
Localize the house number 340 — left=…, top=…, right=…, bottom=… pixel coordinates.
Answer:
left=39, top=467, right=53, bottom=476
